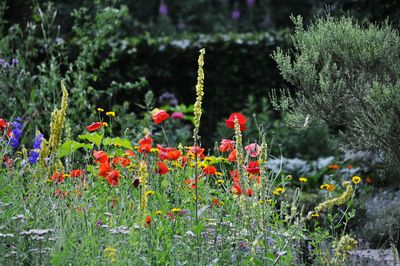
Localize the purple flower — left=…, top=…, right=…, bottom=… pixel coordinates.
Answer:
left=11, top=58, right=19, bottom=66
left=10, top=117, right=22, bottom=149
left=159, top=2, right=168, bottom=16
left=231, top=9, right=241, bottom=20
left=159, top=92, right=178, bottom=106
left=28, top=133, right=43, bottom=164
left=246, top=0, right=256, bottom=7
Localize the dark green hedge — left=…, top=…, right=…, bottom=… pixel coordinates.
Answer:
left=110, top=32, right=290, bottom=145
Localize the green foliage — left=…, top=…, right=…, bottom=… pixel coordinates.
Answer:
left=273, top=15, right=400, bottom=177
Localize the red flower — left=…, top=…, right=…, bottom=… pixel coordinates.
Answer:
left=99, top=160, right=111, bottom=177
left=125, top=149, right=135, bottom=157
left=51, top=171, right=64, bottom=183
left=245, top=188, right=254, bottom=197
left=0, top=119, right=8, bottom=130
left=230, top=169, right=240, bottom=180
left=152, top=109, right=169, bottom=124
left=70, top=169, right=84, bottom=178
left=245, top=143, right=261, bottom=157
left=225, top=113, right=247, bottom=131
left=187, top=146, right=205, bottom=160
left=213, top=198, right=219, bottom=206
left=203, top=165, right=217, bottom=175
left=157, top=145, right=181, bottom=161
left=138, top=134, right=153, bottom=153
left=145, top=215, right=152, bottom=226
left=245, top=161, right=260, bottom=174
left=228, top=149, right=237, bottom=162
left=93, top=150, right=108, bottom=163
left=249, top=174, right=261, bottom=184
left=219, top=139, right=235, bottom=153
left=86, top=122, right=103, bottom=132
left=232, top=183, right=242, bottom=195
left=113, top=157, right=131, bottom=167
left=156, top=162, right=169, bottom=175
left=106, top=170, right=120, bottom=186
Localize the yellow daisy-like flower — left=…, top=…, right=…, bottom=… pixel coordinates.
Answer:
left=63, top=174, right=71, bottom=178
left=102, top=122, right=108, bottom=127
left=150, top=148, right=159, bottom=153
left=155, top=210, right=162, bottom=215
left=352, top=176, right=361, bottom=184
left=204, top=157, right=212, bottom=162
left=113, top=143, right=122, bottom=147
left=273, top=187, right=285, bottom=195
left=171, top=208, right=181, bottom=213
left=216, top=172, right=223, bottom=176
left=106, top=111, right=115, bottom=117
left=216, top=179, right=225, bottom=185
left=145, top=190, right=155, bottom=197
left=320, top=183, right=336, bottom=192
left=299, top=177, right=308, bottom=183
left=97, top=108, right=104, bottom=112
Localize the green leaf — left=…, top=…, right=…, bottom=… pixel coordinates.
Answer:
left=102, top=137, right=134, bottom=150
left=79, top=132, right=103, bottom=147
left=59, top=141, right=91, bottom=158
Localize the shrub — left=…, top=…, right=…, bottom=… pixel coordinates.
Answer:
left=272, top=15, right=400, bottom=179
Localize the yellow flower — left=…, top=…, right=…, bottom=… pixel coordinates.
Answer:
left=204, top=157, right=212, bottom=162
left=63, top=174, right=71, bottom=178
left=273, top=187, right=285, bottom=195
left=113, top=143, right=122, bottom=147
left=150, top=148, right=159, bottom=153
left=145, top=190, right=155, bottom=197
left=352, top=176, right=361, bottom=184
left=104, top=246, right=117, bottom=262
left=299, top=177, right=308, bottom=183
left=97, top=108, right=104, bottom=112
left=155, top=210, right=162, bottom=215
left=106, top=111, right=115, bottom=117
left=171, top=208, right=181, bottom=213
left=320, top=183, right=336, bottom=192
left=310, top=212, right=319, bottom=218
left=216, top=171, right=223, bottom=176
left=216, top=179, right=225, bottom=185
left=102, top=122, right=108, bottom=127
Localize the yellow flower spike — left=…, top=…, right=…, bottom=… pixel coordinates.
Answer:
left=103, top=246, right=117, bottom=263
left=102, top=122, right=108, bottom=127
left=97, top=108, right=104, bottom=112
left=352, top=176, right=361, bottom=184
left=299, top=177, right=308, bottom=183
left=193, top=48, right=205, bottom=143
left=106, top=111, right=115, bottom=117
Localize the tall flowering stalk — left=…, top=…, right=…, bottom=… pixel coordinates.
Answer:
left=193, top=48, right=205, bottom=224
left=233, top=116, right=245, bottom=188
left=10, top=117, right=22, bottom=149
left=138, top=161, right=149, bottom=223
left=28, top=132, right=44, bottom=164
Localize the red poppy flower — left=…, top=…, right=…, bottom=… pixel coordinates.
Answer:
left=232, top=183, right=242, bottom=195
left=157, top=145, right=181, bottom=161
left=203, top=165, right=217, bottom=175
left=93, top=150, right=108, bottom=163
left=51, top=171, right=64, bottom=183
left=0, top=119, right=8, bottom=130
left=145, top=215, right=152, bottom=226
left=70, top=169, right=84, bottom=178
left=228, top=149, right=237, bottom=162
left=139, top=134, right=153, bottom=146
left=99, top=160, right=111, bottom=177
left=213, top=198, right=219, bottom=206
left=230, top=169, right=240, bottom=180
left=113, top=157, right=131, bottom=167
left=152, top=109, right=169, bottom=124
left=225, top=113, right=247, bottom=131
left=187, top=146, right=205, bottom=160
left=180, top=156, right=189, bottom=167
left=219, top=139, right=235, bottom=153
left=125, top=149, right=135, bottom=157
left=245, top=188, right=254, bottom=197
left=245, top=143, right=261, bottom=157
left=86, top=122, right=103, bottom=132
left=156, top=162, right=169, bottom=175
left=106, top=170, right=120, bottom=186
left=245, top=161, right=260, bottom=174
left=138, top=144, right=152, bottom=153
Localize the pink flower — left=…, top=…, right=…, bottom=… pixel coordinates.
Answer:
left=245, top=143, right=261, bottom=157
left=171, top=112, right=184, bottom=119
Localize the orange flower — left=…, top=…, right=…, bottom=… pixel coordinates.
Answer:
left=219, top=139, right=235, bottom=153
left=51, top=171, right=64, bottom=183
left=157, top=145, right=181, bottom=161
left=327, top=164, right=340, bottom=170
left=86, top=122, right=103, bottom=132
left=245, top=188, right=254, bottom=197
left=138, top=134, right=153, bottom=153
left=152, top=109, right=169, bottom=124
left=93, top=150, right=108, bottom=163
left=225, top=113, right=247, bottom=131
left=187, top=146, right=205, bottom=160
left=156, top=162, right=169, bottom=175
left=145, top=215, right=152, bottom=226
left=213, top=198, right=219, bottom=206
left=106, top=170, right=120, bottom=186
left=231, top=183, right=242, bottom=195
left=99, top=160, right=111, bottom=177
left=203, top=165, right=217, bottom=175
left=113, top=157, right=131, bottom=167
left=228, top=149, right=237, bottom=162
left=70, top=169, right=84, bottom=178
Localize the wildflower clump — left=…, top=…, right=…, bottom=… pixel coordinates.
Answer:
left=331, top=234, right=358, bottom=265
